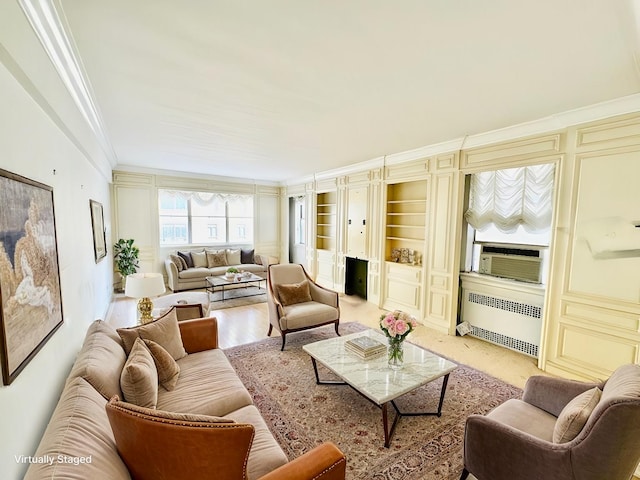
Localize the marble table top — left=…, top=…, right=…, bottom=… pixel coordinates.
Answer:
left=303, top=329, right=458, bottom=405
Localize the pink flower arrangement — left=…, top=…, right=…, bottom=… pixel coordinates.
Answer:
left=379, top=310, right=418, bottom=341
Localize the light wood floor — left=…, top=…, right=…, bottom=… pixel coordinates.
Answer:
left=106, top=292, right=548, bottom=389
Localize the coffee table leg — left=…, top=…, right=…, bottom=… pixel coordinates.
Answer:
left=436, top=373, right=450, bottom=416
left=381, top=402, right=401, bottom=448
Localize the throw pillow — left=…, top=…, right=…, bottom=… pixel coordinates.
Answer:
left=226, top=248, right=241, bottom=265
left=276, top=280, right=313, bottom=306
left=168, top=254, right=184, bottom=272
left=117, top=308, right=187, bottom=361
left=105, top=396, right=242, bottom=480
left=241, top=248, right=255, bottom=264
left=553, top=386, right=602, bottom=443
left=143, top=339, right=180, bottom=391
left=206, top=251, right=228, bottom=268
left=120, top=338, right=158, bottom=408
left=177, top=251, right=193, bottom=268
left=191, top=251, right=208, bottom=268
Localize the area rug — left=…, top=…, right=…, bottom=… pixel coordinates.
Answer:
left=224, top=323, right=522, bottom=480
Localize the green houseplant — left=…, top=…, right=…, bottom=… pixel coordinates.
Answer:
left=113, top=238, right=140, bottom=291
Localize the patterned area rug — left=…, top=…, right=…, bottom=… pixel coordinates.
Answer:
left=224, top=323, right=522, bottom=480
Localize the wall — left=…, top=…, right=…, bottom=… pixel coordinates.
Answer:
left=0, top=3, right=114, bottom=478
left=111, top=170, right=281, bottom=283
left=0, top=53, right=112, bottom=480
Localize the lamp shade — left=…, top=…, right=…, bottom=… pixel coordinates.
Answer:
left=124, top=273, right=165, bottom=298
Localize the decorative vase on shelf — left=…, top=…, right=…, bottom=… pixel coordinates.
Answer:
left=387, top=337, right=404, bottom=370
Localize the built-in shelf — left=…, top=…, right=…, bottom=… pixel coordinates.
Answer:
left=316, top=191, right=337, bottom=251
left=385, top=180, right=427, bottom=261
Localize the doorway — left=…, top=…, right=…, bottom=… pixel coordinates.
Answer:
left=289, top=196, right=306, bottom=264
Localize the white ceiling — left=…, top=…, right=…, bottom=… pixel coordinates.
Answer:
left=55, top=0, right=640, bottom=183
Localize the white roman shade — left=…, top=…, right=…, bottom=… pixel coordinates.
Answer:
left=465, top=163, right=555, bottom=234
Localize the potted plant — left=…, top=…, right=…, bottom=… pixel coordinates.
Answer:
left=113, top=238, right=140, bottom=292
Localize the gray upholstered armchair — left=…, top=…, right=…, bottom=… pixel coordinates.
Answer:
left=267, top=263, right=340, bottom=350
left=460, top=363, right=640, bottom=480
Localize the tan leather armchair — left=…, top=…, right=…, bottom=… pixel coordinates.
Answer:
left=267, top=264, right=340, bottom=350
left=460, top=363, right=640, bottom=480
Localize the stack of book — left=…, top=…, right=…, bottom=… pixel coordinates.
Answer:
left=345, top=336, right=386, bottom=359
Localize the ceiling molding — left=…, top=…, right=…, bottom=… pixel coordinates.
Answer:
left=18, top=0, right=117, bottom=166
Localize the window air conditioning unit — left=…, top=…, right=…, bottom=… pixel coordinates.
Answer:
left=478, top=250, right=542, bottom=283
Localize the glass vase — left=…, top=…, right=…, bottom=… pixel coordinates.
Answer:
left=387, top=337, right=404, bottom=370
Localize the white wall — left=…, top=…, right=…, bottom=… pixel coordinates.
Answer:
left=0, top=4, right=113, bottom=478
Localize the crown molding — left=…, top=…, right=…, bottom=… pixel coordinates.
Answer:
left=18, top=0, right=117, bottom=166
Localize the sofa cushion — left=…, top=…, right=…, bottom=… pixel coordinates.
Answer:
left=488, top=398, right=557, bottom=442
left=276, top=280, right=313, bottom=306
left=553, top=387, right=602, bottom=443
left=281, top=302, right=339, bottom=330
left=117, top=308, right=187, bottom=361
left=178, top=267, right=211, bottom=279
left=23, top=377, right=130, bottom=480
left=191, top=251, right=208, bottom=268
left=157, top=349, right=252, bottom=416
left=120, top=338, right=158, bottom=408
left=207, top=251, right=228, bottom=268
left=177, top=250, right=194, bottom=268
left=68, top=320, right=127, bottom=400
left=601, top=363, right=640, bottom=402
left=225, top=405, right=289, bottom=479
left=144, top=339, right=180, bottom=391
left=226, top=248, right=241, bottom=265
left=241, top=248, right=255, bottom=264
left=169, top=254, right=185, bottom=272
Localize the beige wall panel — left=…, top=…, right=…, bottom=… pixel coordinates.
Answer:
left=113, top=171, right=154, bottom=186
left=576, top=114, right=640, bottom=151
left=256, top=194, right=279, bottom=244
left=430, top=174, right=455, bottom=272
left=566, top=150, right=640, bottom=304
left=384, top=158, right=429, bottom=182
left=558, top=324, right=639, bottom=373
left=562, top=301, right=640, bottom=333
left=462, top=134, right=561, bottom=169
left=316, top=178, right=338, bottom=192
left=286, top=183, right=306, bottom=196
left=430, top=274, right=448, bottom=290
left=427, top=291, right=447, bottom=319
left=346, top=171, right=371, bottom=185
left=114, top=186, right=154, bottom=246
left=433, top=152, right=458, bottom=172
left=386, top=263, right=422, bottom=282
left=385, top=280, right=421, bottom=310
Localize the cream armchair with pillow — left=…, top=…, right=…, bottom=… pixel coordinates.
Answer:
left=267, top=264, right=340, bottom=350
left=460, top=363, right=640, bottom=480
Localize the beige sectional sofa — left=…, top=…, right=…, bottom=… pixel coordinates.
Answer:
left=24, top=314, right=346, bottom=480
left=165, top=247, right=277, bottom=292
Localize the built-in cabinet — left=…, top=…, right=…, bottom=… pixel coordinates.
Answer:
left=382, top=178, right=428, bottom=317
left=315, top=191, right=337, bottom=251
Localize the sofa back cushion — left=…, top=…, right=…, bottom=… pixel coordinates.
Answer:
left=24, top=377, right=131, bottom=480
left=225, top=248, right=241, bottom=265
left=68, top=320, right=127, bottom=400
left=601, top=363, right=640, bottom=402
left=177, top=251, right=194, bottom=268
left=117, top=309, right=187, bottom=361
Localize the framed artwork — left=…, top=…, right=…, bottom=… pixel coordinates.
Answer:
left=90, top=199, right=107, bottom=263
left=0, top=169, right=63, bottom=385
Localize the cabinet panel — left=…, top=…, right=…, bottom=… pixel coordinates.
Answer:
left=462, top=134, right=561, bottom=169
left=346, top=187, right=367, bottom=258
left=576, top=115, right=640, bottom=151
left=558, top=324, right=639, bottom=373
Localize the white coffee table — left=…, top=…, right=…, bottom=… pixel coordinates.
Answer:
left=303, top=329, right=458, bottom=447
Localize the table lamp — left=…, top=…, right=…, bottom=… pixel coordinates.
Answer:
left=124, top=273, right=166, bottom=324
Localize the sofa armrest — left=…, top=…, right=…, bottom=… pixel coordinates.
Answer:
left=308, top=281, right=339, bottom=308
left=522, top=376, right=602, bottom=416
left=178, top=317, right=218, bottom=353
left=258, top=442, right=346, bottom=480
left=256, top=254, right=279, bottom=267
left=164, top=258, right=179, bottom=292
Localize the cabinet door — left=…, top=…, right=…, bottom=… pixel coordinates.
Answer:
left=346, top=187, right=367, bottom=258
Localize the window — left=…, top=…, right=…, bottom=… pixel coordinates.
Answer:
left=158, top=190, right=253, bottom=246
left=463, top=163, right=555, bottom=280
